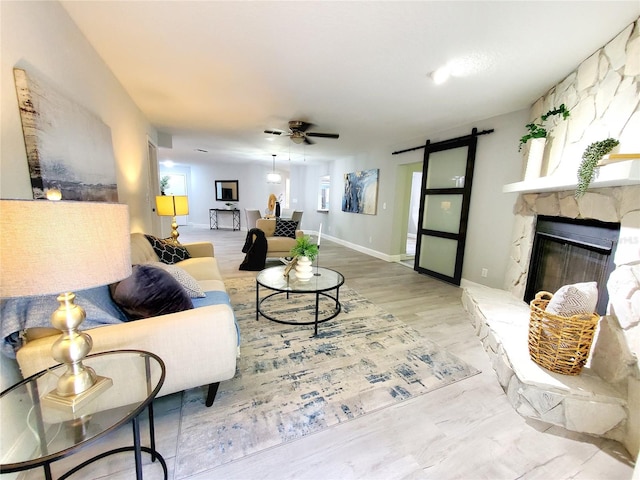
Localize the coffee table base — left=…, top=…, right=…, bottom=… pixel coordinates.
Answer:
left=256, top=290, right=342, bottom=336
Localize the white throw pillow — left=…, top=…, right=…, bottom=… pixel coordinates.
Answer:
left=546, top=282, right=598, bottom=316
left=146, top=262, right=206, bottom=298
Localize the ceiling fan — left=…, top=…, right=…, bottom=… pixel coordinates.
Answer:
left=264, top=120, right=339, bottom=145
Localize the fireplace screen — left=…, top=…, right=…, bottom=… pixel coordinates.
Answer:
left=525, top=216, right=619, bottom=315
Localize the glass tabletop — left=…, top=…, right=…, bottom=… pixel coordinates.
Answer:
left=0, top=350, right=165, bottom=471
left=257, top=265, right=344, bottom=293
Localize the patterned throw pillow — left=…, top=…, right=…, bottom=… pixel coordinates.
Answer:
left=546, top=282, right=598, bottom=316
left=145, top=262, right=206, bottom=298
left=145, top=235, right=191, bottom=264
left=273, top=219, right=298, bottom=239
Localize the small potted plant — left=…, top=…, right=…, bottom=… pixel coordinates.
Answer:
left=224, top=202, right=235, bottom=210
left=575, top=138, right=619, bottom=198
left=290, top=235, right=319, bottom=261
left=289, top=235, right=318, bottom=281
left=519, top=104, right=571, bottom=152
left=159, top=175, right=170, bottom=195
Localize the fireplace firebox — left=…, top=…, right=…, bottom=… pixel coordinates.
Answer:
left=524, top=216, right=620, bottom=315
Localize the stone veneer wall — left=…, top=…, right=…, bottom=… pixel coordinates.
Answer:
left=534, top=18, right=640, bottom=176
left=503, top=17, right=640, bottom=457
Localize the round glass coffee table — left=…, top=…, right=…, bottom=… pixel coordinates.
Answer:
left=0, top=350, right=166, bottom=480
left=256, top=265, right=345, bottom=336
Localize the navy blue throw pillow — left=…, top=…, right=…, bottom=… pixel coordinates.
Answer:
left=109, top=265, right=194, bottom=321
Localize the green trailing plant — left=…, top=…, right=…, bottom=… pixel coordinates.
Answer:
left=575, top=138, right=620, bottom=198
left=159, top=175, right=170, bottom=195
left=519, top=104, right=570, bottom=151
left=290, top=235, right=319, bottom=261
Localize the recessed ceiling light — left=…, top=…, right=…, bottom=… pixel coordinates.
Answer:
left=430, top=66, right=450, bottom=85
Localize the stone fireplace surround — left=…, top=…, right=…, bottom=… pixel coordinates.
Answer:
left=461, top=17, right=639, bottom=460
left=463, top=184, right=639, bottom=460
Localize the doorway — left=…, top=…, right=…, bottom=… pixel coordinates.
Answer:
left=162, top=173, right=189, bottom=226
left=406, top=171, right=421, bottom=257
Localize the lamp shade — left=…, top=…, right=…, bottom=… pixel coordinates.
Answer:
left=0, top=200, right=131, bottom=298
left=266, top=172, right=282, bottom=183
left=156, top=195, right=189, bottom=216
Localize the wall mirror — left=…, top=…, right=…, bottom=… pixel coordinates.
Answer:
left=318, top=175, right=330, bottom=211
left=215, top=180, right=239, bottom=201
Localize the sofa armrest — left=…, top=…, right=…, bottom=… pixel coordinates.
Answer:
left=184, top=242, right=214, bottom=258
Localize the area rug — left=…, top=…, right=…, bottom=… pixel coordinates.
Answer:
left=175, top=277, right=480, bottom=476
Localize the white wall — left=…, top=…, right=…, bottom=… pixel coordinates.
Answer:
left=1, top=1, right=156, bottom=388
left=179, top=160, right=289, bottom=229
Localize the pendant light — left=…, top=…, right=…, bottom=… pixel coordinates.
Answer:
left=266, top=154, right=282, bottom=183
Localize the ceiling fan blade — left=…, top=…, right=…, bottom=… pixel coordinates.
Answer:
left=306, top=132, right=340, bottom=139
left=304, top=135, right=315, bottom=145
left=298, top=121, right=315, bottom=132
left=264, top=129, right=284, bottom=136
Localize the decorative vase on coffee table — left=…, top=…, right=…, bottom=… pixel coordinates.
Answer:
left=295, top=256, right=313, bottom=281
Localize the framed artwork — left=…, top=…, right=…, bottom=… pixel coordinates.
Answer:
left=13, top=68, right=118, bottom=201
left=342, top=168, right=379, bottom=215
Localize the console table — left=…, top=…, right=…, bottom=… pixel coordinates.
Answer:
left=209, top=209, right=240, bottom=231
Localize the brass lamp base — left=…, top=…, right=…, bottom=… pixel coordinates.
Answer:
left=42, top=375, right=113, bottom=413
left=169, top=216, right=181, bottom=245
left=46, top=292, right=112, bottom=413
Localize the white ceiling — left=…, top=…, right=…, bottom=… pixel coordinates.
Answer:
left=60, top=1, right=639, bottom=169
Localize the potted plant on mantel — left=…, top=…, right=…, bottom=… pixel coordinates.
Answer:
left=519, top=104, right=571, bottom=179
left=289, top=235, right=319, bottom=281
left=575, top=138, right=620, bottom=198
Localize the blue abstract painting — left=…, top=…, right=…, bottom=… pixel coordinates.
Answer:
left=342, top=168, right=379, bottom=215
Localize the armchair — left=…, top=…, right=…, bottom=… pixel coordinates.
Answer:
left=256, top=218, right=303, bottom=258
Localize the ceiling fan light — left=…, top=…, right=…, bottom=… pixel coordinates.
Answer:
left=291, top=134, right=305, bottom=144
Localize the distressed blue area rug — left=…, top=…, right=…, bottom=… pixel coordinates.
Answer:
left=175, top=277, right=479, bottom=476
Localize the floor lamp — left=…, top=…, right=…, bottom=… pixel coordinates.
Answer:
left=156, top=195, right=189, bottom=244
left=0, top=199, right=131, bottom=412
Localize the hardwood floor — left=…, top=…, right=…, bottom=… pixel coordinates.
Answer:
left=178, top=227, right=635, bottom=480
left=35, top=226, right=634, bottom=480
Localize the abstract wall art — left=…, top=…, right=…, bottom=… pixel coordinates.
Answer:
left=342, top=168, right=379, bottom=215
left=13, top=68, right=118, bottom=201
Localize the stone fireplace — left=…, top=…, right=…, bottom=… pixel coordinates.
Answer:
left=464, top=17, right=639, bottom=459
left=504, top=184, right=639, bottom=445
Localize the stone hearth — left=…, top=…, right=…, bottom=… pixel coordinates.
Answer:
left=461, top=284, right=627, bottom=440
left=462, top=184, right=639, bottom=459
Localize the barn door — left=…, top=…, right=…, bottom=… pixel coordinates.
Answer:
left=415, top=131, right=478, bottom=285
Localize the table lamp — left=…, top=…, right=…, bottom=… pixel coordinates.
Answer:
left=0, top=199, right=131, bottom=411
left=155, top=195, right=189, bottom=244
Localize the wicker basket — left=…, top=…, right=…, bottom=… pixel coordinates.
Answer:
left=527, top=291, right=600, bottom=375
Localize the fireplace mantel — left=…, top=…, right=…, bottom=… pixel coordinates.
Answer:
left=503, top=159, right=640, bottom=194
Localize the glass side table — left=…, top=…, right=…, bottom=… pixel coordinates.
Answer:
left=0, top=350, right=166, bottom=480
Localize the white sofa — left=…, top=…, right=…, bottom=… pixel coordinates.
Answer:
left=14, top=233, right=238, bottom=407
